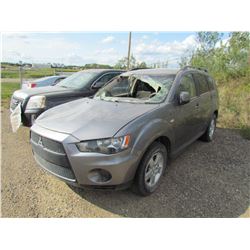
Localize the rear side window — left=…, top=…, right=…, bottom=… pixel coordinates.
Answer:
left=207, top=76, right=215, bottom=90
left=195, top=73, right=209, bottom=94
left=179, top=74, right=197, bottom=98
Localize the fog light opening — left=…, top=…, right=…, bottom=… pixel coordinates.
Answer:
left=88, top=169, right=112, bottom=184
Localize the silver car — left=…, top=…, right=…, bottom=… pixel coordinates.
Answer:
left=30, top=67, right=219, bottom=196
left=22, top=75, right=67, bottom=89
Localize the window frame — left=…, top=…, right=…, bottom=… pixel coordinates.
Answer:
left=91, top=72, right=121, bottom=89
left=177, top=73, right=198, bottom=101
left=193, top=73, right=210, bottom=95
left=206, top=75, right=215, bottom=91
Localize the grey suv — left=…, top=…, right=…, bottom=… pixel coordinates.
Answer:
left=30, top=67, right=219, bottom=196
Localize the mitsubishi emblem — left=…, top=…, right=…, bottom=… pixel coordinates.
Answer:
left=37, top=136, right=44, bottom=147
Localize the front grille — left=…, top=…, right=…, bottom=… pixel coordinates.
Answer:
left=30, top=131, right=71, bottom=169
left=34, top=152, right=76, bottom=182
left=31, top=131, right=65, bottom=154
left=10, top=96, right=23, bottom=110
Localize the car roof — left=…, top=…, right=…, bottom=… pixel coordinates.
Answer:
left=79, top=69, right=125, bottom=73
left=122, top=68, right=179, bottom=76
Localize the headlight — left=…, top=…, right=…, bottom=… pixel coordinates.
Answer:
left=76, top=135, right=130, bottom=154
left=26, top=96, right=46, bottom=109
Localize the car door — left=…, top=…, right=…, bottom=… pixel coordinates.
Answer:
left=193, top=73, right=212, bottom=132
left=173, top=73, right=201, bottom=149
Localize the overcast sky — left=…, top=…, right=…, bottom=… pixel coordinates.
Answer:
left=1, top=32, right=228, bottom=67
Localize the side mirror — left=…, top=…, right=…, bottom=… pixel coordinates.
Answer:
left=179, top=91, right=190, bottom=105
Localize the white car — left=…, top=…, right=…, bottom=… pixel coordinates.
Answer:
left=22, top=75, right=67, bottom=89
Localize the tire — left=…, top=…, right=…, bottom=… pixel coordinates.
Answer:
left=200, top=114, right=217, bottom=142
left=132, top=141, right=167, bottom=196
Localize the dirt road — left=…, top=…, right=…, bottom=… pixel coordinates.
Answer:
left=1, top=108, right=250, bottom=217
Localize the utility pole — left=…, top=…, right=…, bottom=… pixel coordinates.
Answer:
left=19, top=61, right=23, bottom=89
left=127, top=32, right=132, bottom=70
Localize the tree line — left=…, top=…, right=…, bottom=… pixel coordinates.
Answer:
left=179, top=32, right=250, bottom=82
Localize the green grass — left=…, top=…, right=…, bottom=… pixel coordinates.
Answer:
left=217, top=76, right=250, bottom=140
left=1, top=82, right=21, bottom=107
left=2, top=68, right=55, bottom=79
left=1, top=71, right=19, bottom=78
left=1, top=67, right=78, bottom=79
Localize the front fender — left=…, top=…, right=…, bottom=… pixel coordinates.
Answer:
left=114, top=104, right=176, bottom=178
left=131, top=118, right=175, bottom=158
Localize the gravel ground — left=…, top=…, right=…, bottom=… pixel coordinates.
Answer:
left=1, top=108, right=250, bottom=217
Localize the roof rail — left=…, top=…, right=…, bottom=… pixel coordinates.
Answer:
left=182, top=66, right=208, bottom=73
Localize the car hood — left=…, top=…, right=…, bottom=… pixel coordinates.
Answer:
left=35, top=98, right=159, bottom=140
left=13, top=86, right=74, bottom=99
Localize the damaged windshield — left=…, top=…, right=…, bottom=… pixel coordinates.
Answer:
left=94, top=74, right=175, bottom=103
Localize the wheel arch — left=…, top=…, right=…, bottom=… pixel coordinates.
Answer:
left=214, top=110, right=218, bottom=118
left=155, top=136, right=171, bottom=155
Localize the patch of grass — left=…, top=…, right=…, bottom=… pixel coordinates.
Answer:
left=1, top=71, right=19, bottom=78
left=217, top=76, right=250, bottom=140
left=1, top=68, right=55, bottom=79
left=1, top=82, right=21, bottom=108
left=1, top=67, right=78, bottom=79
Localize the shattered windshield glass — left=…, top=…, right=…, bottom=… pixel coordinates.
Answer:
left=94, top=74, right=175, bottom=103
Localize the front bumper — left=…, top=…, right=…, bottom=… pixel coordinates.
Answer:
left=10, top=106, right=44, bottom=127
left=10, top=96, right=42, bottom=127
left=22, top=109, right=44, bottom=127
left=30, top=124, right=140, bottom=188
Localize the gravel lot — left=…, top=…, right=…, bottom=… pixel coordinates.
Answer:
left=1, top=108, right=250, bottom=217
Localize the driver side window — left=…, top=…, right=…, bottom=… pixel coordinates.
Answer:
left=178, top=74, right=197, bottom=98
left=97, top=73, right=117, bottom=86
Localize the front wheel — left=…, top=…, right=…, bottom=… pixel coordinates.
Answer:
left=132, top=141, right=167, bottom=196
left=200, top=114, right=217, bottom=142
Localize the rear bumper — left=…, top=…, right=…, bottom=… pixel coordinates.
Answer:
left=30, top=124, right=140, bottom=188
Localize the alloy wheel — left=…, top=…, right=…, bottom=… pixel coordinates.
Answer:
left=209, top=118, right=215, bottom=139
left=144, top=152, right=164, bottom=188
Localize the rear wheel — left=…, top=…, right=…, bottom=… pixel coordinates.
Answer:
left=200, top=114, right=217, bottom=142
left=132, top=141, right=167, bottom=196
